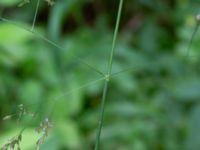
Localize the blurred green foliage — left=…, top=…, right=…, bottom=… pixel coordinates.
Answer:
left=1, top=0, right=200, bottom=150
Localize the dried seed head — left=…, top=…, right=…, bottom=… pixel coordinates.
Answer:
left=2, top=115, right=13, bottom=121
left=1, top=134, right=22, bottom=150
left=44, top=0, right=55, bottom=6
left=35, top=118, right=53, bottom=150
left=18, top=0, right=30, bottom=7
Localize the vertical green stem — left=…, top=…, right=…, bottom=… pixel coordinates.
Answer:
left=94, top=0, right=124, bottom=150
left=107, top=0, right=124, bottom=75
left=94, top=81, right=108, bottom=150
left=185, top=21, right=200, bottom=59
left=31, top=0, right=40, bottom=31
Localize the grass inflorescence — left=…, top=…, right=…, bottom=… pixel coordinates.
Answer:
left=1, top=1, right=200, bottom=150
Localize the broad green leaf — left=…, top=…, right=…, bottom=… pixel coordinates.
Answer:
left=0, top=0, right=20, bottom=6
left=0, top=23, right=31, bottom=44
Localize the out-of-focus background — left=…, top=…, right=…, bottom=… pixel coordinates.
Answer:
left=1, top=0, right=200, bottom=150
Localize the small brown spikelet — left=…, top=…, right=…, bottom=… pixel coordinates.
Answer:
left=18, top=0, right=30, bottom=7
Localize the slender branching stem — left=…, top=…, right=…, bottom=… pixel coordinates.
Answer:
left=0, top=17, right=104, bottom=76
left=94, top=0, right=124, bottom=150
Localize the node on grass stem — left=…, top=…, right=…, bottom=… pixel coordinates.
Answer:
left=105, top=74, right=110, bottom=82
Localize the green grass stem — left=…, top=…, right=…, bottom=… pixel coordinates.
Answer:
left=31, top=0, right=40, bottom=31
left=94, top=0, right=124, bottom=150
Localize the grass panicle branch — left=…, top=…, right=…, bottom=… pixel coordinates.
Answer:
left=185, top=14, right=200, bottom=60
left=0, top=17, right=104, bottom=76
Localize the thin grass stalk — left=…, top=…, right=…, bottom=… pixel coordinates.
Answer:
left=31, top=0, right=40, bottom=31
left=185, top=21, right=200, bottom=59
left=94, top=0, right=124, bottom=150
